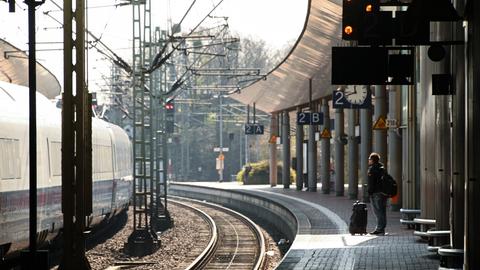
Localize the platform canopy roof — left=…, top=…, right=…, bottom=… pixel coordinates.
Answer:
left=0, top=39, right=61, bottom=99
left=230, top=0, right=342, bottom=113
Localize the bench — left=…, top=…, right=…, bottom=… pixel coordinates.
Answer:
left=413, top=218, right=436, bottom=241
left=413, top=218, right=436, bottom=231
left=438, top=248, right=464, bottom=269
left=400, top=209, right=421, bottom=229
left=424, top=230, right=450, bottom=252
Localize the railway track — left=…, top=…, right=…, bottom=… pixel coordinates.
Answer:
left=170, top=197, right=266, bottom=270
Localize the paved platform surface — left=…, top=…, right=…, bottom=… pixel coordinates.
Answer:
left=178, top=181, right=439, bottom=270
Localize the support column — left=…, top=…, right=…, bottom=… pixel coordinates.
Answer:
left=450, top=1, right=465, bottom=249
left=388, top=86, right=402, bottom=211
left=308, top=104, right=318, bottom=192
left=373, top=85, right=388, bottom=167
left=270, top=113, right=278, bottom=187
left=60, top=0, right=93, bottom=268
left=296, top=108, right=304, bottom=190
left=335, top=108, right=345, bottom=196
left=360, top=105, right=372, bottom=202
left=405, top=82, right=418, bottom=209
left=466, top=4, right=480, bottom=267
left=282, top=111, right=291, bottom=188
left=348, top=109, right=359, bottom=199
left=321, top=99, right=331, bottom=194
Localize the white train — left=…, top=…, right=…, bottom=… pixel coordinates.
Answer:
left=0, top=80, right=133, bottom=256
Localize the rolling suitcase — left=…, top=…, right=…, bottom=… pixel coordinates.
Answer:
left=349, top=201, right=367, bottom=235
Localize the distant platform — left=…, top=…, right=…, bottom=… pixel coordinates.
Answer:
left=170, top=181, right=439, bottom=270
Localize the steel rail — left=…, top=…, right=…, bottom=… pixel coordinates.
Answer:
left=170, top=196, right=266, bottom=270
left=168, top=199, right=218, bottom=270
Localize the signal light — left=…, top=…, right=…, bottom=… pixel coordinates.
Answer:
left=344, top=26, right=354, bottom=36
left=342, top=0, right=361, bottom=40
left=165, top=101, right=175, bottom=133
left=165, top=102, right=174, bottom=110
left=365, top=4, right=373, bottom=12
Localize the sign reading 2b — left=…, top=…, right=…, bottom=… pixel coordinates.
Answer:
left=297, top=112, right=323, bottom=125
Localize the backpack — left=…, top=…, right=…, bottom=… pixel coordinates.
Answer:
left=380, top=172, right=398, bottom=197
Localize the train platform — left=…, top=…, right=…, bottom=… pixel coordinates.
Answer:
left=174, top=181, right=439, bottom=270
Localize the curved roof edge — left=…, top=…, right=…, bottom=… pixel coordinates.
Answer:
left=0, top=39, right=61, bottom=99
left=230, top=0, right=342, bottom=113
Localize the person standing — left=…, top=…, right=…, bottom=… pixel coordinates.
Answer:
left=367, top=152, right=387, bottom=235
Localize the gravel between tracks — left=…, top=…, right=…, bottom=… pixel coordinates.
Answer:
left=52, top=203, right=282, bottom=270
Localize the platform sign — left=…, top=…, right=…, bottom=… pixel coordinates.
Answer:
left=245, top=123, right=264, bottom=135
left=245, top=123, right=255, bottom=134
left=254, top=124, right=264, bottom=135
left=297, top=112, right=323, bottom=125
left=386, top=119, right=398, bottom=128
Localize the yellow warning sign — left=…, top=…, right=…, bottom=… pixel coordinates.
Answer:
left=320, top=128, right=331, bottom=139
left=269, top=135, right=277, bottom=144
left=373, top=115, right=387, bottom=130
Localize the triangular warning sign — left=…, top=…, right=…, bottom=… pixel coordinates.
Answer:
left=320, top=128, right=331, bottom=138
left=373, top=115, right=387, bottom=130
left=269, top=135, right=277, bottom=144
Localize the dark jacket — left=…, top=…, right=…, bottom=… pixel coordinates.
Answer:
left=368, top=162, right=384, bottom=195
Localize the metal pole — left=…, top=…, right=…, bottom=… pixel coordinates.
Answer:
left=219, top=94, right=223, bottom=181
left=307, top=80, right=317, bottom=192
left=239, top=126, right=243, bottom=170
left=335, top=108, right=345, bottom=196
left=308, top=103, right=317, bottom=192
left=348, top=109, right=358, bottom=199
left=61, top=1, right=74, bottom=268
left=321, top=99, right=331, bottom=194
left=465, top=5, right=480, bottom=267
left=450, top=1, right=465, bottom=249
left=388, top=86, right=402, bottom=211
left=373, top=85, right=388, bottom=167
left=360, top=104, right=372, bottom=202
left=407, top=81, right=418, bottom=209
left=296, top=107, right=304, bottom=190
left=245, top=105, right=249, bottom=165
left=26, top=0, right=43, bottom=263
left=270, top=113, right=278, bottom=187
left=282, top=111, right=290, bottom=188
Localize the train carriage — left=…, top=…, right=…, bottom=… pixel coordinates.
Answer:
left=0, top=80, right=132, bottom=255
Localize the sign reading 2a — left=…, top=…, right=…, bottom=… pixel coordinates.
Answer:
left=245, top=123, right=264, bottom=135
left=333, top=85, right=372, bottom=109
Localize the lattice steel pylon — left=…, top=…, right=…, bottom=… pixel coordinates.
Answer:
left=125, top=0, right=158, bottom=256
left=152, top=27, right=172, bottom=232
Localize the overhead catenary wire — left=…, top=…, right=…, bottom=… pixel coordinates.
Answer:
left=147, top=0, right=226, bottom=74
left=45, top=0, right=132, bottom=74
left=161, top=23, right=232, bottom=98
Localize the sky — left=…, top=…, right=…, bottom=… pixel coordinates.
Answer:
left=0, top=0, right=308, bottom=92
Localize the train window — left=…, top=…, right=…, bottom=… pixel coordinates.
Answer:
left=50, top=141, right=62, bottom=176
left=0, top=138, right=21, bottom=180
